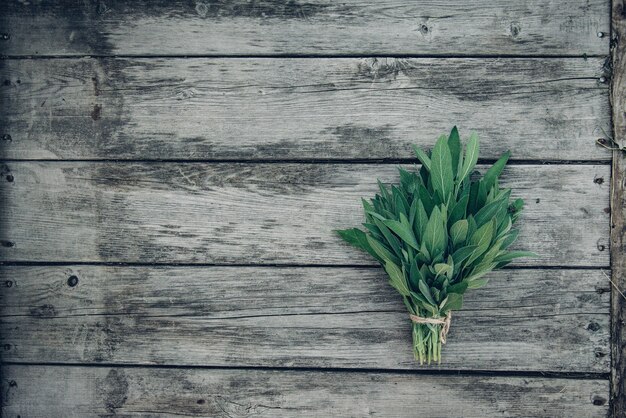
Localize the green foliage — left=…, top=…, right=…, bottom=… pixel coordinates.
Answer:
left=336, top=127, right=535, bottom=364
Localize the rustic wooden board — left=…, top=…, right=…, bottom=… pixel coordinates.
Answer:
left=0, top=366, right=610, bottom=417
left=0, top=57, right=611, bottom=161
left=0, top=0, right=610, bottom=57
left=0, top=162, right=610, bottom=266
left=0, top=266, right=610, bottom=372
left=610, top=0, right=626, bottom=415
left=0, top=365, right=610, bottom=417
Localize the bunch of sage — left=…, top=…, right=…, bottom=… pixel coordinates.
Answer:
left=337, top=128, right=534, bottom=364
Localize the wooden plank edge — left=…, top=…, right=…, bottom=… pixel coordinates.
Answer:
left=610, top=0, right=626, bottom=416
left=0, top=364, right=610, bottom=417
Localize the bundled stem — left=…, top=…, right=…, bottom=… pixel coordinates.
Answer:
left=410, top=312, right=451, bottom=364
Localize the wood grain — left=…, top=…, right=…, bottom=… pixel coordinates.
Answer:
left=0, top=266, right=610, bottom=372
left=1, top=365, right=610, bottom=417
left=0, top=57, right=611, bottom=161
left=0, top=162, right=610, bottom=266
left=0, top=0, right=610, bottom=57
left=610, top=0, right=626, bottom=415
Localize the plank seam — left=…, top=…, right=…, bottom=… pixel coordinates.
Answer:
left=0, top=361, right=610, bottom=380
left=0, top=159, right=613, bottom=165
left=0, top=54, right=611, bottom=60
left=0, top=262, right=610, bottom=269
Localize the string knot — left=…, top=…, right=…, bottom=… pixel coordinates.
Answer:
left=409, top=311, right=452, bottom=344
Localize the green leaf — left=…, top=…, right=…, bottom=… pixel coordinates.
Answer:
left=457, top=133, right=479, bottom=184
left=385, top=261, right=411, bottom=296
left=336, top=228, right=380, bottom=261
left=408, top=258, right=422, bottom=291
left=418, top=279, right=437, bottom=306
left=476, top=180, right=488, bottom=212
left=373, top=218, right=403, bottom=258
left=448, top=194, right=469, bottom=225
left=434, top=262, right=453, bottom=278
left=423, top=206, right=447, bottom=258
left=398, top=167, right=418, bottom=194
left=467, top=278, right=489, bottom=289
left=419, top=163, right=430, bottom=186
left=377, top=180, right=391, bottom=205
left=468, top=181, right=480, bottom=215
left=501, top=229, right=519, bottom=249
left=417, top=241, right=431, bottom=264
left=451, top=245, right=477, bottom=271
left=466, top=215, right=477, bottom=242
left=450, top=219, right=468, bottom=247
left=483, top=151, right=510, bottom=191
left=413, top=199, right=429, bottom=241
left=392, top=185, right=410, bottom=217
left=383, top=215, right=419, bottom=250
left=366, top=235, right=400, bottom=266
left=446, top=281, right=468, bottom=295
left=442, top=292, right=463, bottom=311
left=362, top=223, right=383, bottom=241
left=410, top=291, right=430, bottom=308
left=465, top=219, right=494, bottom=266
left=412, top=145, right=432, bottom=171
left=474, top=196, right=507, bottom=228
left=448, top=126, right=461, bottom=177
left=417, top=184, right=435, bottom=215
left=430, top=135, right=454, bottom=203
left=409, top=196, right=418, bottom=226
left=431, top=287, right=441, bottom=303
left=494, top=250, right=537, bottom=263
left=361, top=198, right=374, bottom=218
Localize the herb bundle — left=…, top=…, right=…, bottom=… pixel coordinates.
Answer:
left=337, top=128, right=534, bottom=364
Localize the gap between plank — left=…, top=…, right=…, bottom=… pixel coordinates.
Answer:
left=0, top=53, right=610, bottom=60
left=0, top=361, right=610, bottom=380
left=0, top=262, right=609, bottom=269
left=0, top=159, right=612, bottom=165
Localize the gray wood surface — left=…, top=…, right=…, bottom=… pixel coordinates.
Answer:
left=0, top=266, right=610, bottom=372
left=610, top=0, right=626, bottom=414
left=0, top=365, right=610, bottom=417
left=0, top=162, right=610, bottom=266
left=0, top=57, right=611, bottom=161
left=0, top=0, right=610, bottom=57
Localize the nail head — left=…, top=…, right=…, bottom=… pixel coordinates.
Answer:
left=1, top=33, right=10, bottom=41
left=599, top=76, right=607, bottom=83
left=2, top=134, right=11, bottom=141
left=67, top=275, right=79, bottom=287
left=597, top=31, right=605, bottom=38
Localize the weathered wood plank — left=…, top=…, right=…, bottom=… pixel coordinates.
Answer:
left=0, top=57, right=610, bottom=161
left=0, top=267, right=610, bottom=372
left=610, top=0, right=626, bottom=415
left=0, top=0, right=610, bottom=57
left=1, top=366, right=610, bottom=417
left=0, top=163, right=610, bottom=266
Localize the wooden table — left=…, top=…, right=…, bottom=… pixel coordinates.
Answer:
left=0, top=1, right=624, bottom=416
